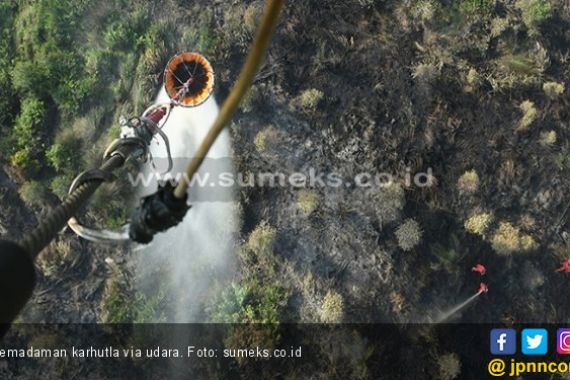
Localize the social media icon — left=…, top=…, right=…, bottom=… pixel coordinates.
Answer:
left=557, top=329, right=570, bottom=354
left=521, top=329, right=548, bottom=355
left=490, top=329, right=516, bottom=355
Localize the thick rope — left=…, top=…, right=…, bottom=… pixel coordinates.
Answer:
left=19, top=153, right=128, bottom=258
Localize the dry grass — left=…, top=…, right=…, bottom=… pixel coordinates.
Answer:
left=395, top=219, right=423, bottom=251
left=297, top=190, right=319, bottom=215
left=320, top=290, right=344, bottom=323
left=491, top=221, right=537, bottom=255
left=464, top=212, right=493, bottom=236
left=457, top=170, right=479, bottom=193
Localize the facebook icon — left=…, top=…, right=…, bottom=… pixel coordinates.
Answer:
left=490, top=329, right=516, bottom=355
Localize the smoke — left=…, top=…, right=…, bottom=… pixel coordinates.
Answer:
left=134, top=90, right=238, bottom=322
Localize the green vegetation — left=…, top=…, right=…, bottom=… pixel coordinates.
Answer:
left=210, top=280, right=287, bottom=323
left=516, top=0, right=552, bottom=33
left=430, top=235, right=466, bottom=275
left=100, top=277, right=167, bottom=323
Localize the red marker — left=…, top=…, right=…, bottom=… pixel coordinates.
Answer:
left=472, top=263, right=486, bottom=276
left=556, top=259, right=570, bottom=273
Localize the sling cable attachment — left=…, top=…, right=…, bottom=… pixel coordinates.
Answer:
left=0, top=0, right=284, bottom=337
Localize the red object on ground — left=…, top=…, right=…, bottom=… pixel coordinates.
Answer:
left=147, top=107, right=167, bottom=124
left=478, top=282, right=488, bottom=294
left=472, top=263, right=486, bottom=275
left=556, top=259, right=570, bottom=273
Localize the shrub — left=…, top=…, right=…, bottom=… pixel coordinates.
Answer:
left=13, top=96, right=45, bottom=147
left=46, top=134, right=83, bottom=173
left=491, top=17, right=509, bottom=37
left=210, top=281, right=287, bottom=323
left=457, top=170, right=479, bottom=193
left=457, top=0, right=493, bottom=15
left=491, top=222, right=537, bottom=255
left=100, top=277, right=132, bottom=323
left=395, top=219, right=423, bottom=251
left=240, top=85, right=261, bottom=113
left=464, top=212, right=493, bottom=236
left=243, top=3, right=262, bottom=35
left=465, top=68, right=480, bottom=90
left=518, top=100, right=538, bottom=130
left=543, top=82, right=565, bottom=99
left=37, top=239, right=73, bottom=277
left=254, top=130, right=267, bottom=152
left=540, top=130, right=557, bottom=146
left=516, top=0, right=552, bottom=32
left=298, top=88, right=324, bottom=112
left=245, top=221, right=277, bottom=257
left=411, top=63, right=439, bottom=84
left=297, top=190, right=318, bottom=215
left=10, top=147, right=40, bottom=174
left=320, top=290, right=344, bottom=323
left=373, top=182, right=405, bottom=225
left=18, top=180, right=49, bottom=209
left=437, top=353, right=462, bottom=380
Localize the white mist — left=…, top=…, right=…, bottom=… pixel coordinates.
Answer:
left=135, top=90, right=237, bottom=322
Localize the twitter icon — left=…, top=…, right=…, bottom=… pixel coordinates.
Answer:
left=522, top=329, right=548, bottom=355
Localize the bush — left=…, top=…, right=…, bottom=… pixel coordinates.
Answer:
left=395, top=219, right=423, bottom=251
left=437, top=353, right=462, bottom=380
left=373, top=182, right=406, bottom=225
left=464, top=212, right=493, bottom=236
left=540, top=130, right=557, bottom=146
left=254, top=130, right=267, bottom=152
left=298, top=88, right=324, bottom=112
left=297, top=190, right=318, bottom=215
left=411, top=63, right=439, bottom=84
left=320, top=290, right=344, bottom=323
left=516, top=0, right=552, bottom=32
left=46, top=133, right=83, bottom=173
left=245, top=221, right=277, bottom=257
left=457, top=170, right=479, bottom=193
left=491, top=222, right=537, bottom=255
left=10, top=147, right=40, bottom=174
left=518, top=100, right=538, bottom=130
left=543, top=82, right=565, bottom=99
left=210, top=281, right=287, bottom=323
left=244, top=3, right=262, bottom=35
left=37, top=239, right=73, bottom=278
left=18, top=180, right=49, bottom=209
left=12, top=96, right=45, bottom=147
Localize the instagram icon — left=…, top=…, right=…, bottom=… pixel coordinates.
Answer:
left=557, top=329, right=570, bottom=354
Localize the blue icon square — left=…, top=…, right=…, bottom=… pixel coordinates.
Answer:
left=490, top=329, right=516, bottom=355
left=522, top=329, right=548, bottom=355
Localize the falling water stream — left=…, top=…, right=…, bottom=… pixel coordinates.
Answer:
left=434, top=291, right=482, bottom=323
left=134, top=90, right=238, bottom=322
